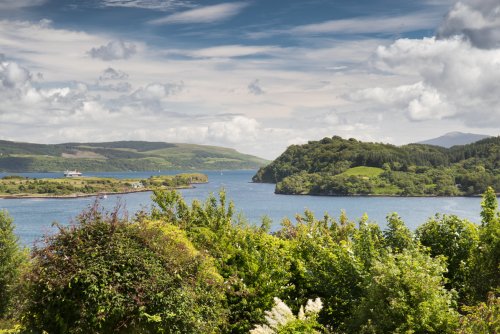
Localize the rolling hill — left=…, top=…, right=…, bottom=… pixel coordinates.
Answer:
left=0, top=140, right=268, bottom=172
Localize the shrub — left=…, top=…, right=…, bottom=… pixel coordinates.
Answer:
left=21, top=203, right=226, bottom=333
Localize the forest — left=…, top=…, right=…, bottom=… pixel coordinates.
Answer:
left=0, top=188, right=498, bottom=333
left=253, top=136, right=500, bottom=196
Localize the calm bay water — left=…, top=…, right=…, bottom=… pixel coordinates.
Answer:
left=0, top=170, right=483, bottom=247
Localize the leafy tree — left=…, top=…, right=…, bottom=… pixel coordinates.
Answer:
left=383, top=213, right=414, bottom=253
left=351, top=249, right=459, bottom=333
left=468, top=187, right=500, bottom=301
left=480, top=186, right=499, bottom=226
left=279, top=211, right=363, bottom=332
left=0, top=210, right=25, bottom=319
left=416, top=214, right=479, bottom=300
left=21, top=203, right=226, bottom=333
left=152, top=190, right=292, bottom=333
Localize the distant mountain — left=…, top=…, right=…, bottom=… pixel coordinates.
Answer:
left=416, top=132, right=491, bottom=148
left=0, top=140, right=268, bottom=172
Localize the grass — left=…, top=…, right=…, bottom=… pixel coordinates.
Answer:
left=340, top=166, right=384, bottom=178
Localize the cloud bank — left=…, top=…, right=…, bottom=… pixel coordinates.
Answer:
left=351, top=0, right=500, bottom=128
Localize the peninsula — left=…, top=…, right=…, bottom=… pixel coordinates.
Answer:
left=253, top=136, right=500, bottom=196
left=0, top=173, right=208, bottom=198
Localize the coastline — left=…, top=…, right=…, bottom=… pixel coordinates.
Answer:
left=0, top=185, right=197, bottom=200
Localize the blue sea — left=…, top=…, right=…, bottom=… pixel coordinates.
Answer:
left=0, top=170, right=483, bottom=247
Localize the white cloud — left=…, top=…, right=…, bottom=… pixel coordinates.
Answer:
left=99, top=0, right=193, bottom=11
left=437, top=0, right=500, bottom=48
left=88, top=40, right=137, bottom=61
left=178, top=45, right=278, bottom=58
left=291, top=12, right=441, bottom=35
left=131, top=82, right=184, bottom=100
left=148, top=2, right=248, bottom=25
left=353, top=35, right=500, bottom=126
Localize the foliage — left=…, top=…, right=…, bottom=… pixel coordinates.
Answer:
left=384, top=213, right=415, bottom=252
left=351, top=249, right=460, bottom=333
left=416, top=214, right=479, bottom=300
left=20, top=203, right=227, bottom=333
left=468, top=187, right=500, bottom=302
left=278, top=211, right=364, bottom=331
left=254, top=135, right=500, bottom=196
left=250, top=297, right=323, bottom=334
left=0, top=211, right=26, bottom=319
left=151, top=190, right=292, bottom=333
left=458, top=293, right=500, bottom=334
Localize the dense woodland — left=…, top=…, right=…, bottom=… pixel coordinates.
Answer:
left=0, top=188, right=499, bottom=333
left=0, top=140, right=267, bottom=172
left=253, top=136, right=500, bottom=196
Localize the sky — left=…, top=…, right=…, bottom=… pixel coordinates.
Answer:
left=0, top=0, right=499, bottom=159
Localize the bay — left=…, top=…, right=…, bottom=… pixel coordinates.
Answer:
left=0, top=170, right=483, bottom=247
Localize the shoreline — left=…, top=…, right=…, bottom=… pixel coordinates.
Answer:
left=0, top=185, right=196, bottom=200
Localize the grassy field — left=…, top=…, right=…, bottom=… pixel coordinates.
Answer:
left=0, top=173, right=207, bottom=198
left=340, top=166, right=384, bottom=178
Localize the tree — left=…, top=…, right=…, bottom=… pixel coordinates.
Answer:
left=383, top=213, right=414, bottom=253
left=468, top=187, right=500, bottom=301
left=0, top=210, right=25, bottom=319
left=416, top=214, right=479, bottom=301
left=152, top=190, right=292, bottom=333
left=21, top=204, right=227, bottom=333
left=480, top=186, right=498, bottom=226
left=351, top=249, right=459, bottom=333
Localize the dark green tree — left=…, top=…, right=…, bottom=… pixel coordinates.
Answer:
left=0, top=210, right=25, bottom=319
left=468, top=187, right=500, bottom=301
left=416, top=214, right=479, bottom=301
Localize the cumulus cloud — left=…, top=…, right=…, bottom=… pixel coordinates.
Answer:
left=350, top=0, right=500, bottom=128
left=0, top=60, right=32, bottom=89
left=207, top=116, right=259, bottom=143
left=248, top=79, right=264, bottom=95
left=88, top=40, right=137, bottom=61
left=131, top=82, right=184, bottom=100
left=437, top=0, right=500, bottom=48
left=148, top=2, right=248, bottom=25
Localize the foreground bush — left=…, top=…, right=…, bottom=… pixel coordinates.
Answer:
left=0, top=210, right=26, bottom=319
left=351, top=249, right=459, bottom=333
left=21, top=204, right=226, bottom=333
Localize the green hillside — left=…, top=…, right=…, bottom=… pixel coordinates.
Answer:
left=0, top=140, right=268, bottom=172
left=253, top=136, right=500, bottom=196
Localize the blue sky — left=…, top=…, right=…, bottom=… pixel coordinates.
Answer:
left=0, top=0, right=499, bottom=158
